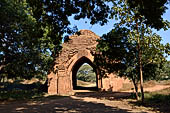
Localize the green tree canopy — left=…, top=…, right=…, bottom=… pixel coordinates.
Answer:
left=0, top=0, right=110, bottom=80
left=77, top=64, right=96, bottom=83
left=95, top=0, right=170, bottom=101
left=0, top=0, right=45, bottom=80
left=126, top=0, right=170, bottom=29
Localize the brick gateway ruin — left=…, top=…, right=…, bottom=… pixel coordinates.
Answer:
left=47, top=30, right=127, bottom=95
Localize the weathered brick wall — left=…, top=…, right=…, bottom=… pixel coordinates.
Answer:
left=47, top=30, right=128, bottom=95
left=102, top=74, right=124, bottom=91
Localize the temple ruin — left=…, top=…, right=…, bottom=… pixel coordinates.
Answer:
left=47, top=30, right=127, bottom=95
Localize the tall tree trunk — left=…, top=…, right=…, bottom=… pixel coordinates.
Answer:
left=132, top=77, right=139, bottom=100
left=138, top=49, right=144, bottom=103
left=136, top=20, right=144, bottom=103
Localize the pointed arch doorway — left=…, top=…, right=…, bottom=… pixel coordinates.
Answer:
left=47, top=30, right=125, bottom=95
left=72, top=56, right=98, bottom=90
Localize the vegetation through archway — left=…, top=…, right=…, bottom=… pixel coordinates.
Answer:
left=76, top=63, right=97, bottom=88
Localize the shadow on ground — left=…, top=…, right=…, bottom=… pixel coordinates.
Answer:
left=74, top=91, right=133, bottom=100
left=74, top=91, right=170, bottom=113
left=0, top=95, right=147, bottom=113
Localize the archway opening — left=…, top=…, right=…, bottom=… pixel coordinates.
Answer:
left=72, top=57, right=98, bottom=90
left=77, top=63, right=97, bottom=87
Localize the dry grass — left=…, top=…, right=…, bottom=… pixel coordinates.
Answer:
left=156, top=80, right=170, bottom=85
left=119, top=80, right=170, bottom=92
left=119, top=80, right=156, bottom=91
left=143, top=80, right=156, bottom=88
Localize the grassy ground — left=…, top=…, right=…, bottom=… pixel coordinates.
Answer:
left=132, top=87, right=170, bottom=112
left=124, top=80, right=170, bottom=113
left=118, top=80, right=170, bottom=112
left=144, top=87, right=170, bottom=103
left=0, top=78, right=46, bottom=101
left=0, top=89, right=45, bottom=101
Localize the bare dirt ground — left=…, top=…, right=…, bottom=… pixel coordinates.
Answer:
left=0, top=84, right=170, bottom=113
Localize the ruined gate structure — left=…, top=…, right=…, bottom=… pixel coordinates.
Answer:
left=47, top=30, right=127, bottom=95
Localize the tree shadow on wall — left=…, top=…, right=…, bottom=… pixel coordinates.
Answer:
left=0, top=96, right=147, bottom=113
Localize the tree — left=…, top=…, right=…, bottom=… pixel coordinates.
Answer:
left=95, top=0, right=170, bottom=102
left=96, top=27, right=169, bottom=101
left=0, top=0, right=47, bottom=80
left=26, top=0, right=110, bottom=51
left=156, top=61, right=170, bottom=80
left=126, top=0, right=170, bottom=30
left=112, top=0, right=169, bottom=102
left=0, top=0, right=110, bottom=81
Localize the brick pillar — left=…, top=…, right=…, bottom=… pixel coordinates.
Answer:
left=48, top=73, right=57, bottom=94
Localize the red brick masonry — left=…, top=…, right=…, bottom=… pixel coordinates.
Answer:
left=47, top=30, right=128, bottom=95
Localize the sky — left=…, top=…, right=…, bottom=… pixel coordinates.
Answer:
left=69, top=5, right=170, bottom=60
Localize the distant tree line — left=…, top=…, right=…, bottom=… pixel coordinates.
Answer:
left=77, top=64, right=96, bottom=83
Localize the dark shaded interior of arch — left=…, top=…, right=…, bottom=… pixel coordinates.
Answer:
left=72, top=56, right=98, bottom=90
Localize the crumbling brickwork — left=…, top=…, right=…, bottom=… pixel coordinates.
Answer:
left=47, top=30, right=127, bottom=95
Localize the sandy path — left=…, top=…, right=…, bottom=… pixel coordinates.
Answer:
left=144, top=85, right=170, bottom=92
left=123, top=84, right=170, bottom=93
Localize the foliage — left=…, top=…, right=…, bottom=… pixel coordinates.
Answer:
left=26, top=0, right=110, bottom=48
left=96, top=27, right=169, bottom=80
left=156, top=61, right=170, bottom=80
left=95, top=0, right=170, bottom=101
left=0, top=0, right=110, bottom=80
left=77, top=64, right=96, bottom=83
left=0, top=0, right=49, bottom=80
left=126, top=0, right=170, bottom=30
